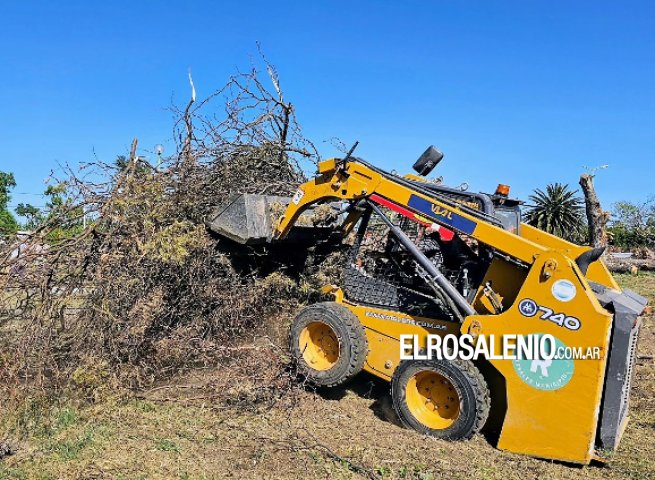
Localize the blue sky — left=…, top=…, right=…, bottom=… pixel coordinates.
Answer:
left=1, top=1, right=653, bottom=214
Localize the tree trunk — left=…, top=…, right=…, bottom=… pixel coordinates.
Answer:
left=579, top=173, right=609, bottom=247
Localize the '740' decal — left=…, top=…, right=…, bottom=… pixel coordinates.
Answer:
left=518, top=298, right=581, bottom=331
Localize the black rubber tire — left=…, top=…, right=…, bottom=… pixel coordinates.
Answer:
left=391, top=358, right=490, bottom=440
left=289, top=302, right=368, bottom=387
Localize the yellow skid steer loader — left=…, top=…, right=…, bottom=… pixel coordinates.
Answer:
left=207, top=146, right=646, bottom=464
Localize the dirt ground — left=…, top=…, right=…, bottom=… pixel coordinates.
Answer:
left=1, top=273, right=653, bottom=480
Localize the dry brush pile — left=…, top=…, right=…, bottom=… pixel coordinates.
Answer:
left=0, top=63, right=346, bottom=407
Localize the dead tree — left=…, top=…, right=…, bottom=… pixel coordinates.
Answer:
left=579, top=173, right=609, bottom=247
left=0, top=58, right=324, bottom=395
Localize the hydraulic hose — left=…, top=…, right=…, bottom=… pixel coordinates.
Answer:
left=367, top=201, right=476, bottom=320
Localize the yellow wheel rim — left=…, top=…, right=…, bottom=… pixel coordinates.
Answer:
left=298, top=321, right=340, bottom=371
left=405, top=370, right=460, bottom=430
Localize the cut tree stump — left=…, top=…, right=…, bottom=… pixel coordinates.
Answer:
left=580, top=173, right=610, bottom=248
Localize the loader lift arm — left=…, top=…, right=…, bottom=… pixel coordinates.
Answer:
left=275, top=156, right=619, bottom=274
left=275, top=157, right=546, bottom=265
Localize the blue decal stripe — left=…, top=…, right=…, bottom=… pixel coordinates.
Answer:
left=407, top=195, right=477, bottom=235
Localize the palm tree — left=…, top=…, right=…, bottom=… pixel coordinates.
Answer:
left=525, top=183, right=586, bottom=242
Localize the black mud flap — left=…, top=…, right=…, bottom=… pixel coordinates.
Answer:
left=592, top=284, right=647, bottom=451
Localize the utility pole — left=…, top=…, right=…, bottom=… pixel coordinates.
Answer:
left=155, top=144, right=164, bottom=171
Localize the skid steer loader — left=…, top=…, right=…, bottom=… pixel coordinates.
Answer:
left=207, top=146, right=646, bottom=464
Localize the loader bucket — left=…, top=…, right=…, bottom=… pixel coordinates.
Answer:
left=206, top=194, right=337, bottom=245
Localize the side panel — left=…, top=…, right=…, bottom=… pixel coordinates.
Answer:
left=462, top=252, right=613, bottom=464
left=343, top=303, right=459, bottom=379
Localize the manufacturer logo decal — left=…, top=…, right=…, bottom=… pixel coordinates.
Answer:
left=518, top=298, right=581, bottom=331
left=407, top=195, right=477, bottom=235
left=551, top=279, right=577, bottom=302
left=518, top=298, right=539, bottom=317
left=513, top=334, right=574, bottom=391
left=430, top=204, right=453, bottom=220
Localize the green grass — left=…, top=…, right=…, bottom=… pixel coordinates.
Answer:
left=0, top=272, right=653, bottom=480
left=48, top=428, right=96, bottom=460
left=154, top=438, right=179, bottom=453
left=614, top=271, right=655, bottom=294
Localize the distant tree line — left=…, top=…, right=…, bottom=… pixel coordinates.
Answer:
left=608, top=198, right=655, bottom=248
left=0, top=171, right=19, bottom=237
left=523, top=182, right=654, bottom=249
left=0, top=163, right=127, bottom=242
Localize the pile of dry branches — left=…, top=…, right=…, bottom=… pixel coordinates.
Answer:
left=0, top=61, right=342, bottom=402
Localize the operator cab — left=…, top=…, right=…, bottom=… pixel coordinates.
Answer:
left=487, top=185, right=524, bottom=235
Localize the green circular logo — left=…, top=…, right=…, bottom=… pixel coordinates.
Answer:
left=512, top=334, right=574, bottom=391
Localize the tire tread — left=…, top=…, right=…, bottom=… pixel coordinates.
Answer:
left=290, top=302, right=368, bottom=387
left=391, top=357, right=490, bottom=440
